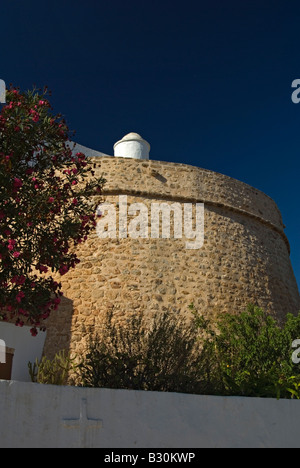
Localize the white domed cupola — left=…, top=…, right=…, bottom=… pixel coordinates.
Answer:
left=113, top=132, right=150, bottom=160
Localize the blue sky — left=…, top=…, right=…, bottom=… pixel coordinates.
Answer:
left=1, top=0, right=299, bottom=291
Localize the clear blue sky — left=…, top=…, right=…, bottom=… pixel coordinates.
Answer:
left=1, top=0, right=299, bottom=291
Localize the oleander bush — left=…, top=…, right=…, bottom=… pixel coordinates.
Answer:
left=0, top=85, right=105, bottom=335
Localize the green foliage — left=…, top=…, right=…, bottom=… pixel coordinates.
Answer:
left=77, top=310, right=212, bottom=394
left=0, top=85, right=105, bottom=334
left=28, top=350, right=78, bottom=386
left=32, top=304, right=300, bottom=400
left=198, top=304, right=300, bottom=399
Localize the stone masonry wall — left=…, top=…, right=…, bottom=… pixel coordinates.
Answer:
left=43, top=156, right=300, bottom=359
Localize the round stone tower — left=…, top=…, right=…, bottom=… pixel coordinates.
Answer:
left=43, top=134, right=300, bottom=358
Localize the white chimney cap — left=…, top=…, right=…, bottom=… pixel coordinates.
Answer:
left=113, top=132, right=150, bottom=159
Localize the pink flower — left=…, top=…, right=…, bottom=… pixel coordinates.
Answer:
left=59, top=265, right=69, bottom=276
left=48, top=197, right=55, bottom=203
left=29, top=109, right=40, bottom=122
left=13, top=178, right=23, bottom=189
left=19, top=308, right=29, bottom=317
left=18, top=276, right=26, bottom=285
left=13, top=251, right=20, bottom=258
left=11, top=275, right=26, bottom=285
left=52, top=297, right=61, bottom=310
left=16, top=291, right=25, bottom=303
left=8, top=239, right=16, bottom=251
left=30, top=327, right=38, bottom=337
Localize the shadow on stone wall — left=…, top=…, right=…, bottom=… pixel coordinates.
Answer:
left=42, top=295, right=74, bottom=360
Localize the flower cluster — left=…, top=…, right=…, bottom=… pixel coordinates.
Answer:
left=0, top=86, right=105, bottom=335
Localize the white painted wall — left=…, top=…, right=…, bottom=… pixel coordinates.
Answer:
left=0, top=380, right=300, bottom=448
left=71, top=142, right=111, bottom=158
left=0, top=323, right=46, bottom=382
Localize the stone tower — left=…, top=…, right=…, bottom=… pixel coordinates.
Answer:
left=43, top=133, right=300, bottom=358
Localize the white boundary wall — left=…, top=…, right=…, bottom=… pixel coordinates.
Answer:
left=0, top=322, right=46, bottom=381
left=0, top=380, right=300, bottom=448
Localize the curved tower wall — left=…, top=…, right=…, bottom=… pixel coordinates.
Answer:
left=43, top=156, right=300, bottom=357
